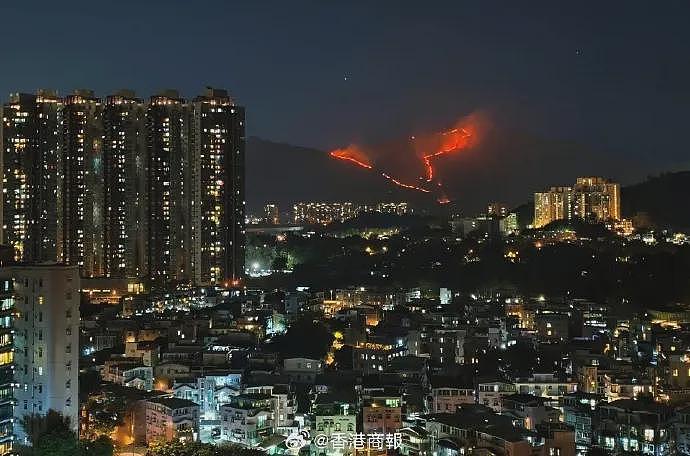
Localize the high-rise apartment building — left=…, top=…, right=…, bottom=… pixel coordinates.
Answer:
left=61, top=90, right=104, bottom=277
left=1, top=91, right=62, bottom=263
left=190, top=88, right=245, bottom=286
left=146, top=90, right=191, bottom=287
left=487, top=202, right=508, bottom=218
left=572, top=177, right=620, bottom=221
left=264, top=203, right=279, bottom=225
left=103, top=91, right=147, bottom=278
left=292, top=202, right=359, bottom=224
left=533, top=178, right=620, bottom=228
left=0, top=264, right=80, bottom=452
left=1, top=88, right=246, bottom=286
left=534, top=187, right=573, bottom=228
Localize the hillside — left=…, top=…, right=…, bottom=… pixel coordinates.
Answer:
left=509, top=171, right=690, bottom=230
left=621, top=171, right=690, bottom=230
left=245, top=137, right=429, bottom=211
left=247, top=125, right=652, bottom=214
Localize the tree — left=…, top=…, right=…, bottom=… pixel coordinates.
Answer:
left=20, top=410, right=73, bottom=447
left=18, top=433, right=78, bottom=456
left=17, top=410, right=113, bottom=456
left=80, top=435, right=114, bottom=456
left=268, top=315, right=334, bottom=359
left=146, top=440, right=264, bottom=456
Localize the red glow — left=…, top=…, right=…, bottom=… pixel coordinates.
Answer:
left=328, top=112, right=487, bottom=201
left=421, top=126, right=474, bottom=184
left=328, top=144, right=429, bottom=194
left=423, top=157, right=433, bottom=181
left=381, top=173, right=430, bottom=193
left=329, top=145, right=373, bottom=169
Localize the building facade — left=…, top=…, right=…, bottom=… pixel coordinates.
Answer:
left=0, top=264, right=80, bottom=452
left=61, top=90, right=104, bottom=277
left=190, top=88, right=246, bottom=286
left=143, top=397, right=199, bottom=444
left=103, top=91, right=147, bottom=278
left=147, top=91, right=191, bottom=287
left=1, top=92, right=62, bottom=263
left=533, top=177, right=620, bottom=228
left=1, top=88, right=246, bottom=286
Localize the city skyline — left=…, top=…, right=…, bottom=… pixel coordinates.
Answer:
left=1, top=87, right=245, bottom=286
left=0, top=3, right=688, bottom=456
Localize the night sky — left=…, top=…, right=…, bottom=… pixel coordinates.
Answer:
left=2, top=1, right=689, bottom=173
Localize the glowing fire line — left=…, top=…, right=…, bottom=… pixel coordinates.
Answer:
left=381, top=173, right=430, bottom=193
left=422, top=127, right=472, bottom=182
left=329, top=151, right=373, bottom=169
left=328, top=122, right=476, bottom=199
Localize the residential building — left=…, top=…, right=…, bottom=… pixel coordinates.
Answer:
left=190, top=88, right=246, bottom=286
left=0, top=91, right=62, bottom=263
left=428, top=376, right=475, bottom=413
left=283, top=357, right=323, bottom=383
left=220, top=393, right=273, bottom=446
left=478, top=381, right=517, bottom=412
left=146, top=90, right=190, bottom=287
left=102, top=90, right=147, bottom=278
left=61, top=90, right=104, bottom=276
left=143, top=396, right=199, bottom=443
left=533, top=177, right=620, bottom=228
left=362, top=396, right=402, bottom=434
left=595, top=399, right=673, bottom=455
left=0, top=264, right=80, bottom=451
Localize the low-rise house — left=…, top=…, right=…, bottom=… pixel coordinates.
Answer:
left=362, top=396, right=403, bottom=434
left=220, top=393, right=274, bottom=446
left=172, top=370, right=243, bottom=420
left=428, top=376, right=475, bottom=413
left=154, top=361, right=192, bottom=381
left=125, top=340, right=161, bottom=366
left=283, top=357, right=323, bottom=383
left=103, top=359, right=154, bottom=390
left=595, top=399, right=674, bottom=455
left=561, top=392, right=604, bottom=453
left=312, top=392, right=357, bottom=456
left=514, top=373, right=578, bottom=403
left=243, top=383, right=297, bottom=434
left=478, top=381, right=517, bottom=412
left=501, top=394, right=560, bottom=430
left=423, top=404, right=575, bottom=456
left=143, top=397, right=199, bottom=444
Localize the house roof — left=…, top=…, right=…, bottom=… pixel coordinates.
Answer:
left=147, top=396, right=198, bottom=409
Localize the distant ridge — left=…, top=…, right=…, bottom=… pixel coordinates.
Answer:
left=245, top=137, right=430, bottom=211
left=508, top=171, right=690, bottom=230
left=621, top=171, right=690, bottom=230
left=246, top=130, right=658, bottom=216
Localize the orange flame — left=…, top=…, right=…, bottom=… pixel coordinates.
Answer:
left=329, top=145, right=373, bottom=169
left=328, top=112, right=487, bottom=201
left=421, top=126, right=475, bottom=183
left=381, top=173, right=430, bottom=193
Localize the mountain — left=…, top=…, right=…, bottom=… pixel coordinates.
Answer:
left=509, top=171, right=690, bottom=230
left=245, top=137, right=430, bottom=211
left=621, top=171, right=690, bottom=230
left=246, top=125, right=654, bottom=214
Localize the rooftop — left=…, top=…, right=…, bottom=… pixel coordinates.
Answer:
left=147, top=397, right=198, bottom=409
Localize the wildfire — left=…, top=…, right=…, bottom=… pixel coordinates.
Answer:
left=420, top=126, right=474, bottom=184
left=328, top=112, right=485, bottom=201
left=423, top=157, right=433, bottom=181
left=381, top=173, right=430, bottom=193
left=329, top=145, right=373, bottom=169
